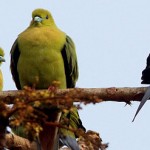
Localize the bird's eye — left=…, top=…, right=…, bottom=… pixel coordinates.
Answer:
left=46, top=15, right=49, bottom=19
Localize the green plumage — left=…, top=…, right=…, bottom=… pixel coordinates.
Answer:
left=0, top=48, right=5, bottom=90
left=10, top=8, right=85, bottom=149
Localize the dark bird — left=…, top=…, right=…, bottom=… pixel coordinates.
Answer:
left=132, top=54, right=150, bottom=121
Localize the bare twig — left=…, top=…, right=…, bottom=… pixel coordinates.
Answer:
left=0, top=87, right=147, bottom=104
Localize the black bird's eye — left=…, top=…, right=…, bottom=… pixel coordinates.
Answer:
left=46, top=15, right=49, bottom=19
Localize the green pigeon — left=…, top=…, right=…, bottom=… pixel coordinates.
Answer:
left=10, top=8, right=85, bottom=150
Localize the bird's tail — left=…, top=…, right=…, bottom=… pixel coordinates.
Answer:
left=59, top=135, right=80, bottom=150
left=59, top=106, right=86, bottom=149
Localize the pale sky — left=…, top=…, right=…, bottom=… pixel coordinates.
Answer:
left=0, top=0, right=150, bottom=150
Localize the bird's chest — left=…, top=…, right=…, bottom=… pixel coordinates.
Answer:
left=18, top=27, right=65, bottom=52
left=17, top=28, right=66, bottom=89
left=18, top=49, right=66, bottom=89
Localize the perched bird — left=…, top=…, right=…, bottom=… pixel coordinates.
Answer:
left=132, top=54, right=150, bottom=122
left=10, top=8, right=85, bottom=149
left=0, top=47, right=6, bottom=149
left=0, top=48, right=5, bottom=90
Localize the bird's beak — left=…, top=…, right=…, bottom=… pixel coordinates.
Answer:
left=34, top=16, right=43, bottom=23
left=0, top=56, right=5, bottom=62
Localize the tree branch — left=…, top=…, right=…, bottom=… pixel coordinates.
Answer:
left=5, top=130, right=108, bottom=150
left=0, top=87, right=146, bottom=150
left=0, top=87, right=147, bottom=104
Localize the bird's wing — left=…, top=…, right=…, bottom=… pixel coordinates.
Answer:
left=10, top=39, right=21, bottom=89
left=61, top=36, right=85, bottom=149
left=61, top=35, right=79, bottom=88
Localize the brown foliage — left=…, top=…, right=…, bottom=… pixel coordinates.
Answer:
left=0, top=86, right=147, bottom=149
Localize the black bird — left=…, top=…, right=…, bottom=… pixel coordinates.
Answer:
left=133, top=54, right=150, bottom=121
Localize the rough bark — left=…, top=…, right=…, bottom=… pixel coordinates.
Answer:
left=0, top=87, right=147, bottom=104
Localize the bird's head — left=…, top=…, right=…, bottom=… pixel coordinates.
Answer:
left=30, top=8, right=56, bottom=27
left=0, top=48, right=5, bottom=65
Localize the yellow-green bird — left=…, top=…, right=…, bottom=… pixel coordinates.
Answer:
left=0, top=47, right=6, bottom=143
left=0, top=48, right=5, bottom=90
left=10, top=8, right=85, bottom=150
